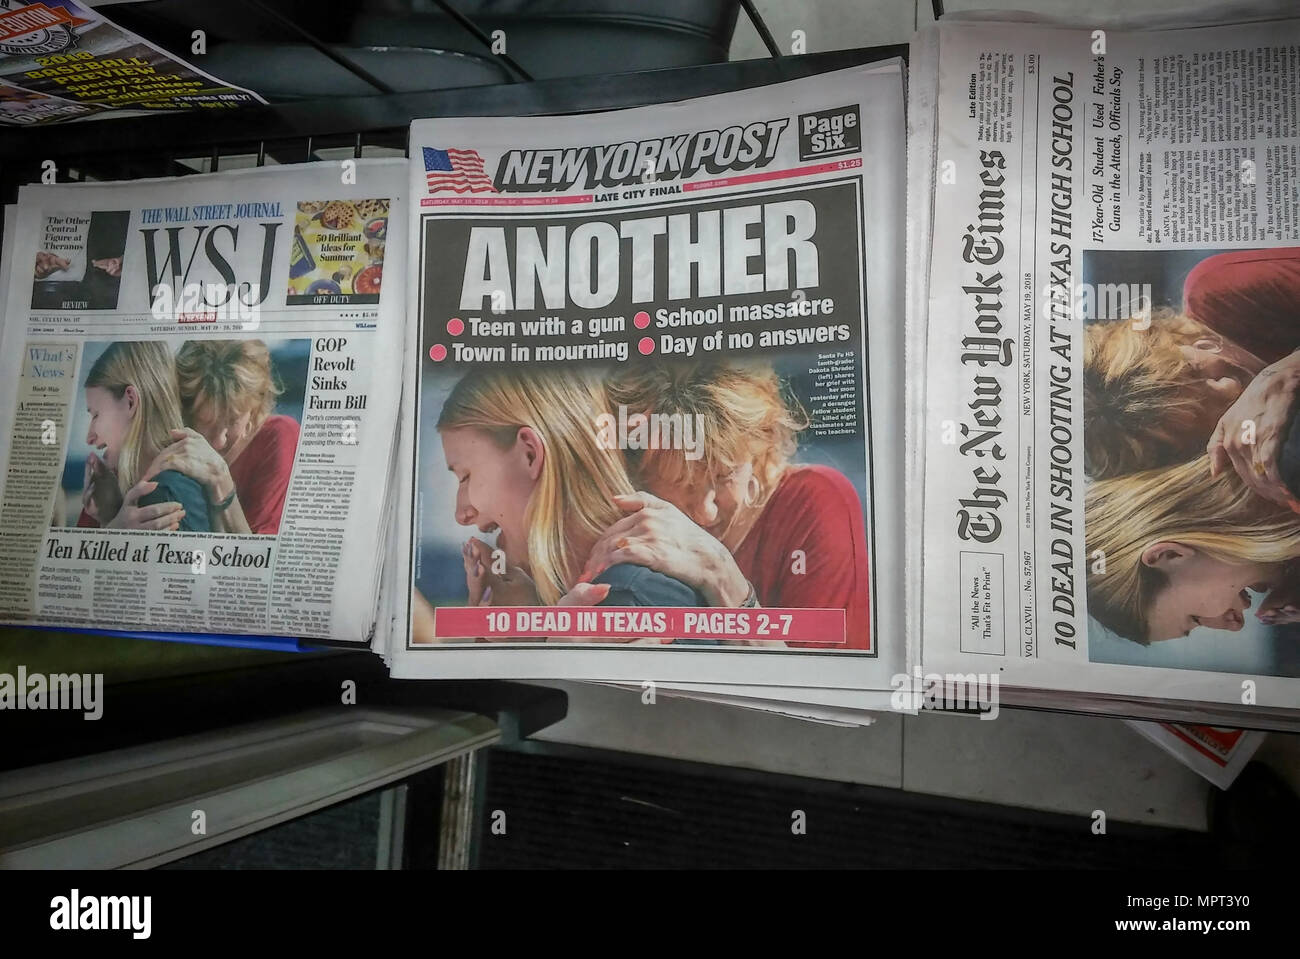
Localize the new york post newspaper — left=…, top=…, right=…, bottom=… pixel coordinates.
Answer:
left=387, top=64, right=911, bottom=690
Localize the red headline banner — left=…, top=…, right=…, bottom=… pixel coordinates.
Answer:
left=433, top=606, right=846, bottom=644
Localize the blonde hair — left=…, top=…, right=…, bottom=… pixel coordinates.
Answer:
left=85, top=341, right=184, bottom=495
left=605, top=360, right=808, bottom=509
left=1083, top=309, right=1230, bottom=478
left=436, top=367, right=632, bottom=604
left=175, top=340, right=282, bottom=435
left=1086, top=456, right=1300, bottom=643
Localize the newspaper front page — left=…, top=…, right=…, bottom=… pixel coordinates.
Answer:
left=387, top=64, right=909, bottom=688
left=0, top=159, right=406, bottom=642
left=916, top=12, right=1300, bottom=707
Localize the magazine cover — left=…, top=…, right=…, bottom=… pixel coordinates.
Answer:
left=387, top=63, right=910, bottom=688
left=0, top=0, right=264, bottom=123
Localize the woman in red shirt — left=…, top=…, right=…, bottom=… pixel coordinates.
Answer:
left=579, top=360, right=871, bottom=650
left=1080, top=248, right=1300, bottom=500
left=1182, top=247, right=1300, bottom=625
left=1181, top=248, right=1300, bottom=509
left=143, top=340, right=299, bottom=535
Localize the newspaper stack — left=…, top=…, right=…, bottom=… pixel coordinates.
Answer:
left=0, top=66, right=911, bottom=725
left=4, top=7, right=1297, bottom=732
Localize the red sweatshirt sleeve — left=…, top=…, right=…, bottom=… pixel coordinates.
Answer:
left=228, top=415, right=298, bottom=535
left=76, top=508, right=99, bottom=528
left=734, top=465, right=871, bottom=650
left=1183, top=247, right=1300, bottom=365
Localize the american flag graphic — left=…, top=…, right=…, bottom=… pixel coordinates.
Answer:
left=422, top=147, right=496, bottom=194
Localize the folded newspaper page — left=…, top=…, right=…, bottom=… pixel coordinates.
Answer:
left=0, top=159, right=406, bottom=643
left=590, top=682, right=878, bottom=726
left=0, top=0, right=264, bottom=125
left=386, top=63, right=909, bottom=689
left=607, top=681, right=898, bottom=715
left=912, top=10, right=1300, bottom=710
left=1128, top=720, right=1265, bottom=788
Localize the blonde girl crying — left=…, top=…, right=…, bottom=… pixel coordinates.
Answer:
left=1086, top=456, right=1300, bottom=642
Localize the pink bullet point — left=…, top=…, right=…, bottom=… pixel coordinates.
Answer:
left=637, top=337, right=655, bottom=356
left=633, top=311, right=651, bottom=329
left=447, top=317, right=464, bottom=336
left=429, top=344, right=447, bottom=361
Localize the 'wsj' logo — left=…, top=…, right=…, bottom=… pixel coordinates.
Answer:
left=140, top=223, right=281, bottom=308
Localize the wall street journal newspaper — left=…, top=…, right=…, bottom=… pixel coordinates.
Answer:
left=0, top=159, right=406, bottom=643
left=911, top=8, right=1300, bottom=711
left=383, top=63, right=910, bottom=689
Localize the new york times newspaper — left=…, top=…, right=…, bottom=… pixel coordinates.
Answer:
left=0, top=159, right=405, bottom=643
left=914, top=10, right=1300, bottom=708
left=386, top=64, right=910, bottom=689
